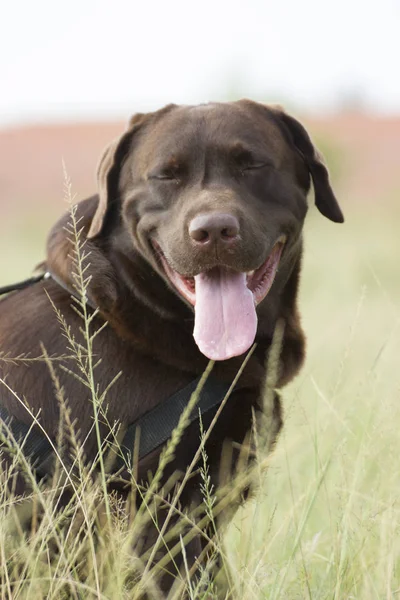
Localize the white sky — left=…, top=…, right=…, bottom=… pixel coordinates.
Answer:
left=1, top=0, right=399, bottom=126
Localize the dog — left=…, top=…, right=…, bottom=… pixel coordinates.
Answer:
left=0, top=100, right=343, bottom=592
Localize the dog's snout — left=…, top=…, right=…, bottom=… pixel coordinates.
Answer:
left=188, top=213, right=240, bottom=245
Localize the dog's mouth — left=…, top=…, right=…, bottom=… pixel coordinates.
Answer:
left=152, top=238, right=285, bottom=361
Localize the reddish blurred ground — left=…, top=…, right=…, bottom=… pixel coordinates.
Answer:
left=304, top=114, right=400, bottom=206
left=0, top=113, right=398, bottom=221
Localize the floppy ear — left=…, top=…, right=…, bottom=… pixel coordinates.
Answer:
left=87, top=112, right=148, bottom=239
left=272, top=108, right=344, bottom=223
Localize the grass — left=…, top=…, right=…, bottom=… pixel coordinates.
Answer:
left=0, top=195, right=399, bottom=598
left=225, top=204, right=400, bottom=598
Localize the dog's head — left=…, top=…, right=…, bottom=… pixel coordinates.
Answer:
left=87, top=100, right=343, bottom=361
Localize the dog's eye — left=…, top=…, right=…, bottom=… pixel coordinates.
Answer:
left=148, top=167, right=182, bottom=183
left=242, top=163, right=271, bottom=173
left=149, top=172, right=176, bottom=181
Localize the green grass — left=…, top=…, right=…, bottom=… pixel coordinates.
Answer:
left=225, top=205, right=400, bottom=598
left=0, top=199, right=399, bottom=598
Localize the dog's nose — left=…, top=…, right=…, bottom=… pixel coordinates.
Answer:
left=188, top=213, right=240, bottom=245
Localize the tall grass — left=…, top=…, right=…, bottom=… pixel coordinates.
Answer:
left=225, top=205, right=400, bottom=598
left=0, top=195, right=399, bottom=598
left=0, top=182, right=280, bottom=599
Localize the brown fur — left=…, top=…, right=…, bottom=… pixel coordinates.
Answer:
left=0, top=100, right=343, bottom=590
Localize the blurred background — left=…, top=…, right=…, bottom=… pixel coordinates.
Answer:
left=1, top=0, right=399, bottom=286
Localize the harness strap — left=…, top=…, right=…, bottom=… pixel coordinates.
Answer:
left=116, top=376, right=230, bottom=469
left=48, top=270, right=98, bottom=310
left=0, top=377, right=230, bottom=478
left=0, top=405, right=54, bottom=479
left=0, top=270, right=98, bottom=311
left=0, top=271, right=232, bottom=476
left=0, top=272, right=49, bottom=296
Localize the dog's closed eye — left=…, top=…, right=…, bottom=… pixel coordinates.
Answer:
left=229, top=144, right=273, bottom=175
left=241, top=162, right=272, bottom=172
left=148, top=157, right=184, bottom=183
left=149, top=171, right=178, bottom=181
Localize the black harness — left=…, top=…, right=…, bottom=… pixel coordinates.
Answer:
left=0, top=273, right=231, bottom=478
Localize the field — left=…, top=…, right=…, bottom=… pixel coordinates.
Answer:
left=0, top=117, right=399, bottom=598
left=227, top=205, right=400, bottom=598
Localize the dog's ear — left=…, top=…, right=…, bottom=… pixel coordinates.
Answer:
left=87, top=112, right=149, bottom=239
left=272, top=108, right=344, bottom=223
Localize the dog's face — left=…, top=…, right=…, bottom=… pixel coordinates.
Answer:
left=88, top=100, right=343, bottom=361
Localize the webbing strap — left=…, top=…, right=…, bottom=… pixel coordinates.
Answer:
left=0, top=272, right=232, bottom=476
left=0, top=405, right=54, bottom=478
left=0, top=377, right=230, bottom=478
left=0, top=270, right=98, bottom=311
left=0, top=273, right=48, bottom=296
left=115, top=376, right=230, bottom=469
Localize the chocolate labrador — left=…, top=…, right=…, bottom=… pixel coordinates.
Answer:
left=0, top=100, right=343, bottom=590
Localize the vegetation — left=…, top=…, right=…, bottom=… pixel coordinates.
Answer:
left=0, top=178, right=399, bottom=598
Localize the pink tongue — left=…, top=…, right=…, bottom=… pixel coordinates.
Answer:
left=193, top=268, right=257, bottom=361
